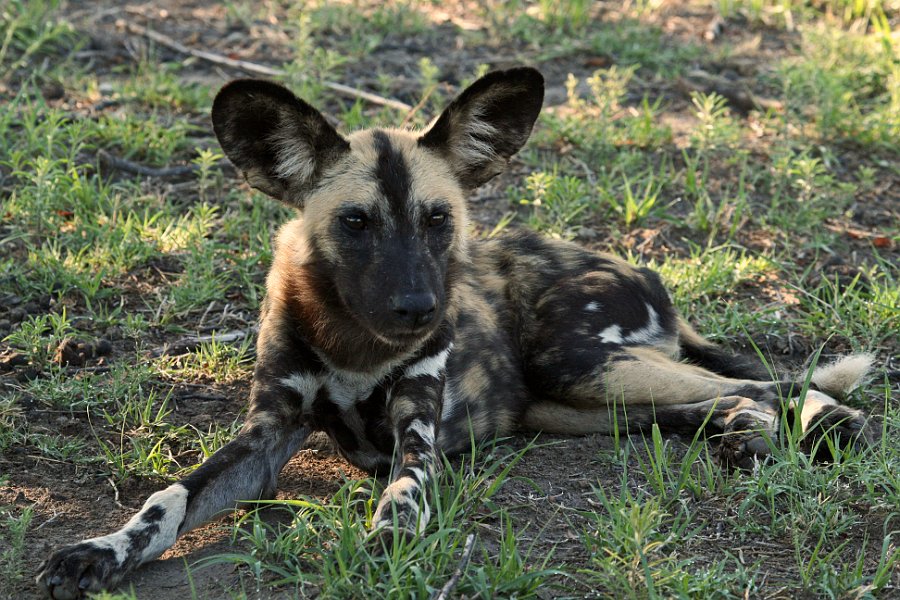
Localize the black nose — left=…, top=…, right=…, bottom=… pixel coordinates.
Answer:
left=390, top=292, right=437, bottom=328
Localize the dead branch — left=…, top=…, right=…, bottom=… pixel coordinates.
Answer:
left=107, top=476, right=135, bottom=511
left=399, top=83, right=437, bottom=129
left=151, top=329, right=255, bottom=357
left=431, top=533, right=476, bottom=600
left=98, top=149, right=231, bottom=179
left=677, top=70, right=783, bottom=114
left=123, top=22, right=412, bottom=112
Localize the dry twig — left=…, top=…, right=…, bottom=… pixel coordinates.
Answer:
left=124, top=22, right=412, bottom=112
left=431, top=533, right=476, bottom=600
left=107, top=477, right=135, bottom=511
left=399, top=83, right=437, bottom=129
left=151, top=329, right=254, bottom=357
left=98, top=150, right=231, bottom=179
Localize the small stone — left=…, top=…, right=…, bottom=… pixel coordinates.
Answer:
left=41, top=81, right=65, bottom=101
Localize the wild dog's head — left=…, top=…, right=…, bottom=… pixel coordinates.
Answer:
left=211, top=68, right=543, bottom=345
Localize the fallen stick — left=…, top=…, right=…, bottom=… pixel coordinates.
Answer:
left=124, top=22, right=412, bottom=112
left=676, top=70, right=782, bottom=114
left=98, top=149, right=232, bottom=179
left=107, top=476, right=135, bottom=511
left=399, top=83, right=437, bottom=129
left=152, top=330, right=253, bottom=357
left=431, top=533, right=476, bottom=600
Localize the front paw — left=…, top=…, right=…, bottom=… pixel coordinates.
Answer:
left=371, top=499, right=428, bottom=538
left=37, top=541, right=123, bottom=600
left=368, top=521, right=417, bottom=556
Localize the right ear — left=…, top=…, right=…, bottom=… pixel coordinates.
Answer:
left=418, top=67, right=544, bottom=190
left=211, top=79, right=350, bottom=206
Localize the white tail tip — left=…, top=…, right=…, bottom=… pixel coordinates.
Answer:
left=810, top=353, right=875, bottom=397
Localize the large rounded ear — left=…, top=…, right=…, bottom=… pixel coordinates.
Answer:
left=419, top=67, right=544, bottom=190
left=211, top=79, right=350, bottom=206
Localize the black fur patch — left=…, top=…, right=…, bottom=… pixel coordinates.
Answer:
left=372, top=130, right=412, bottom=219
left=311, top=388, right=361, bottom=453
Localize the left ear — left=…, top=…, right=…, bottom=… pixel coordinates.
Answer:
left=419, top=67, right=544, bottom=190
left=211, top=79, right=350, bottom=206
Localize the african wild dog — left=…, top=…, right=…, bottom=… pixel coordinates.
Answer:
left=38, top=67, right=878, bottom=599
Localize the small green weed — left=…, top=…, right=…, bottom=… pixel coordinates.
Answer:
left=197, top=442, right=557, bottom=598
left=0, top=505, right=33, bottom=584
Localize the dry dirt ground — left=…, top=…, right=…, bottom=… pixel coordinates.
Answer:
left=1, top=1, right=899, bottom=599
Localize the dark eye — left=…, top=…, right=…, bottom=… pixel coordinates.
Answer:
left=340, top=214, right=367, bottom=231
left=428, top=211, right=448, bottom=228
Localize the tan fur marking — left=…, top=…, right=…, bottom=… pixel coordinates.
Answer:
left=522, top=402, right=616, bottom=435
left=458, top=363, right=490, bottom=402
left=603, top=348, right=748, bottom=406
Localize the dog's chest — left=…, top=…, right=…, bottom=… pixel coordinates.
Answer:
left=280, top=369, right=396, bottom=471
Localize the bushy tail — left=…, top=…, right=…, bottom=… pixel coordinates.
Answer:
left=677, top=318, right=771, bottom=381
left=810, top=353, right=874, bottom=398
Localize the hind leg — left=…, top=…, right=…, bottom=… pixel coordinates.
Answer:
left=519, top=266, right=876, bottom=459
left=528, top=343, right=790, bottom=409
left=524, top=393, right=780, bottom=469
left=523, top=346, right=875, bottom=464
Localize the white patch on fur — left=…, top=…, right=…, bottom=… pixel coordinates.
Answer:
left=404, top=345, right=452, bottom=379
left=325, top=369, right=381, bottom=412
left=79, top=534, right=130, bottom=567
left=130, top=484, right=189, bottom=560
left=269, top=124, right=315, bottom=181
left=597, top=304, right=663, bottom=346
left=280, top=373, right=322, bottom=412
left=406, top=419, right=436, bottom=448
left=598, top=324, right=623, bottom=344
left=732, top=408, right=777, bottom=428
left=584, top=301, right=600, bottom=312
left=83, top=483, right=189, bottom=567
left=811, top=353, right=874, bottom=397
left=407, top=466, right=425, bottom=484
left=624, top=304, right=663, bottom=344
left=456, top=103, right=498, bottom=166
left=439, top=384, right=458, bottom=423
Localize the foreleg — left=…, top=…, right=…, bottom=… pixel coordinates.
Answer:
left=372, top=347, right=448, bottom=537
left=37, top=332, right=316, bottom=600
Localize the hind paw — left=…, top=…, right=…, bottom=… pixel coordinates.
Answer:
left=801, top=404, right=879, bottom=461
left=718, top=424, right=775, bottom=470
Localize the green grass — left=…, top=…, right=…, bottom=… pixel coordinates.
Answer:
left=196, top=442, right=557, bottom=598
left=0, top=502, right=33, bottom=584
left=1, top=0, right=898, bottom=598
